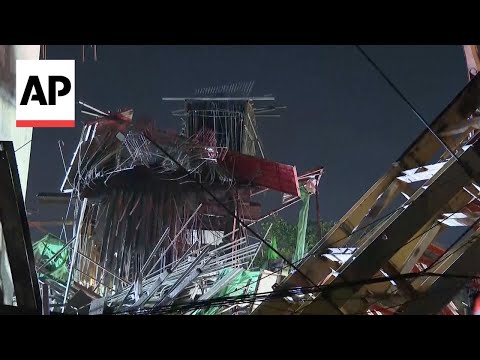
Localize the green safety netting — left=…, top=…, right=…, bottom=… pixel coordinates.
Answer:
left=293, top=185, right=311, bottom=264
left=266, top=235, right=279, bottom=262
left=193, top=267, right=261, bottom=315
left=32, top=233, right=70, bottom=284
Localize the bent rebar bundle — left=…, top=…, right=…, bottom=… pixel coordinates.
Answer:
left=46, top=86, right=308, bottom=314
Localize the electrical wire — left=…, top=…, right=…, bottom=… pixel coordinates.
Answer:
left=108, top=141, right=476, bottom=314
left=14, top=139, right=32, bottom=153
left=207, top=48, right=480, bottom=314
left=355, top=45, right=479, bottom=192
left=231, top=199, right=472, bottom=302
left=169, top=197, right=473, bottom=316
left=355, top=45, right=458, bottom=160
left=121, top=271, right=480, bottom=315
left=117, top=48, right=480, bottom=314
left=423, top=219, right=480, bottom=273
left=350, top=288, right=445, bottom=315
left=71, top=58, right=480, bottom=313
left=348, top=224, right=480, bottom=315
left=144, top=131, right=320, bottom=289
left=129, top=212, right=465, bottom=314
left=120, top=188, right=474, bottom=315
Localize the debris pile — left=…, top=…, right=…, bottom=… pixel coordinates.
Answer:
left=36, top=82, right=323, bottom=314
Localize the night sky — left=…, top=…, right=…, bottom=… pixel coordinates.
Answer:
left=26, top=45, right=468, bottom=241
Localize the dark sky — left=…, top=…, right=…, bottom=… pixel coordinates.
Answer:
left=26, top=45, right=468, bottom=241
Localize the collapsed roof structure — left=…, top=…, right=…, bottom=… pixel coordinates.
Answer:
left=35, top=81, right=324, bottom=314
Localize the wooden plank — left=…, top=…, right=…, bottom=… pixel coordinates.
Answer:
left=464, top=45, right=480, bottom=80
left=399, top=233, right=480, bottom=315
left=254, top=74, right=480, bottom=315
left=299, top=142, right=480, bottom=314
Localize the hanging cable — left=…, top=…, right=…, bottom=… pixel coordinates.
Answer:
left=121, top=271, right=480, bottom=315
left=355, top=45, right=480, bottom=214
left=423, top=218, right=480, bottom=273
left=144, top=131, right=320, bottom=289
left=210, top=198, right=474, bottom=311
left=355, top=45, right=459, bottom=160
left=14, top=139, right=32, bottom=153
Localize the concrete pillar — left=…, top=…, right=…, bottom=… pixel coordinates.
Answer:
left=0, top=45, right=39, bottom=305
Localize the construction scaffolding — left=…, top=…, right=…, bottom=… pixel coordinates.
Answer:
left=34, top=82, right=324, bottom=315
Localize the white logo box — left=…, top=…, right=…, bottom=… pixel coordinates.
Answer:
left=16, top=59, right=75, bottom=128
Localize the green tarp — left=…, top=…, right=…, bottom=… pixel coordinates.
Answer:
left=193, top=267, right=261, bottom=315
left=266, top=235, right=279, bottom=262
left=32, top=233, right=70, bottom=284
left=293, top=185, right=311, bottom=264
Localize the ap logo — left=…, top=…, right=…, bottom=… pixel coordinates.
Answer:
left=16, top=60, right=75, bottom=128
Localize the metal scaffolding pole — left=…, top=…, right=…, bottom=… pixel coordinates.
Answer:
left=62, top=198, right=88, bottom=312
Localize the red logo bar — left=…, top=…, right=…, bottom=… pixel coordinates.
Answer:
left=16, top=120, right=75, bottom=128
